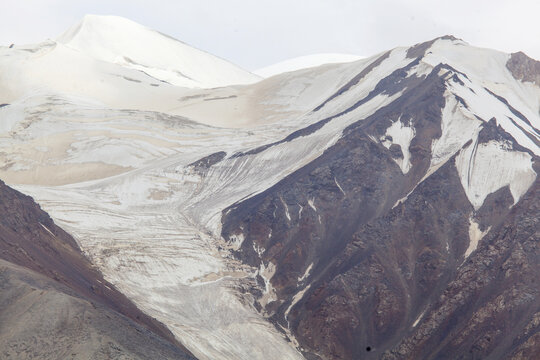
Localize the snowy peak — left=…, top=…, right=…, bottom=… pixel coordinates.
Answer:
left=57, top=14, right=261, bottom=88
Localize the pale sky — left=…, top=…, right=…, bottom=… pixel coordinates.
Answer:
left=1, top=0, right=539, bottom=70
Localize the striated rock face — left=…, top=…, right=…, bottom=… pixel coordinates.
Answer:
left=0, top=180, right=195, bottom=359
left=221, top=40, right=540, bottom=359
left=506, top=51, right=540, bottom=86
left=384, top=180, right=539, bottom=359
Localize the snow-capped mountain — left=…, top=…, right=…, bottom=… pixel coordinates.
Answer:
left=57, top=15, right=261, bottom=88
left=0, top=17, right=539, bottom=360
left=254, top=53, right=364, bottom=77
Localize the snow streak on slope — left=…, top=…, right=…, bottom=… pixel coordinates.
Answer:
left=255, top=53, right=364, bottom=78
left=58, top=15, right=261, bottom=88
left=430, top=94, right=483, bottom=171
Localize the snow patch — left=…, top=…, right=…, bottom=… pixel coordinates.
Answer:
left=381, top=117, right=416, bottom=173
left=253, top=243, right=265, bottom=257
left=455, top=140, right=536, bottom=210
left=465, top=216, right=491, bottom=258
left=430, top=94, right=483, bottom=170
left=298, top=203, right=304, bottom=219
left=308, top=198, right=317, bottom=211
left=280, top=197, right=291, bottom=221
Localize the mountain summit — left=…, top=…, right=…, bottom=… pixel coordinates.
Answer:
left=57, top=14, right=260, bottom=88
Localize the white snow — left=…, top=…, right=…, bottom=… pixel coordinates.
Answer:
left=39, top=223, right=55, bottom=237
left=430, top=94, right=483, bottom=170
left=308, top=198, right=317, bottom=212
left=334, top=177, right=346, bottom=195
left=420, top=38, right=540, bottom=156
left=412, top=309, right=427, bottom=328
left=280, top=196, right=292, bottom=221
left=381, top=118, right=416, bottom=174
left=455, top=140, right=536, bottom=210
left=0, top=61, right=403, bottom=358
left=58, top=15, right=261, bottom=88
left=255, top=53, right=364, bottom=78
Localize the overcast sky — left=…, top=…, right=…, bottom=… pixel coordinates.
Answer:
left=1, top=0, right=539, bottom=70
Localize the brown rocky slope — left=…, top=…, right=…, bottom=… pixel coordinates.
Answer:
left=0, top=179, right=195, bottom=359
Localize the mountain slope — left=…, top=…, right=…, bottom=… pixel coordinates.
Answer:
left=0, top=180, right=195, bottom=359
left=0, top=259, right=195, bottom=360
left=220, top=37, right=540, bottom=359
left=58, top=15, right=261, bottom=88
left=1, top=29, right=539, bottom=360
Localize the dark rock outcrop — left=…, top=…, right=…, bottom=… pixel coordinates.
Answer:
left=507, top=51, right=540, bottom=86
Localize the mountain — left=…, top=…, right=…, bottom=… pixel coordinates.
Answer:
left=0, top=15, right=260, bottom=122
left=1, top=16, right=539, bottom=360
left=57, top=15, right=261, bottom=88
left=255, top=53, right=364, bottom=78
left=0, top=180, right=195, bottom=359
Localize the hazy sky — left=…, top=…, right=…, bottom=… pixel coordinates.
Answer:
left=1, top=0, right=539, bottom=70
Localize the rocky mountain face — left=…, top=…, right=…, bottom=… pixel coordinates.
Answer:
left=0, top=180, right=195, bottom=359
left=1, top=16, right=539, bottom=360
left=221, top=41, right=540, bottom=359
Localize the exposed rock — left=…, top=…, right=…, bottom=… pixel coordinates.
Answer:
left=507, top=51, right=540, bottom=86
